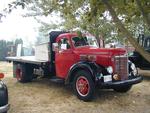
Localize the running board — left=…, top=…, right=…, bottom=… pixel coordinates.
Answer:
left=49, top=76, right=64, bottom=84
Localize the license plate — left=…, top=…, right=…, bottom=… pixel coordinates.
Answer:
left=103, top=75, right=112, bottom=82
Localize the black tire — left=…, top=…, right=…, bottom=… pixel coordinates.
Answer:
left=16, top=64, right=33, bottom=83
left=113, top=85, right=132, bottom=93
left=73, top=70, right=95, bottom=101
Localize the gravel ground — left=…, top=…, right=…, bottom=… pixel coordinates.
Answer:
left=0, top=61, right=150, bottom=113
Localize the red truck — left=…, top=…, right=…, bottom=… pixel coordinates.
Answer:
left=7, top=31, right=142, bottom=101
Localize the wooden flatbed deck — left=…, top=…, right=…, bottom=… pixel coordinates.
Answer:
left=6, top=56, right=48, bottom=65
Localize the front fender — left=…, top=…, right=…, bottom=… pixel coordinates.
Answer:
left=65, top=61, right=99, bottom=85
left=0, top=81, right=8, bottom=107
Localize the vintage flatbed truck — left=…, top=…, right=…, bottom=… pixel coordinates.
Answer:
left=6, top=31, right=142, bottom=101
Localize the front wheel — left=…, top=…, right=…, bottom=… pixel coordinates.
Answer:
left=73, top=70, right=95, bottom=101
left=113, top=85, right=132, bottom=93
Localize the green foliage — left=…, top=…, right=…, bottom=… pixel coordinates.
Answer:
left=15, top=38, right=23, bottom=46
left=1, top=0, right=150, bottom=44
left=0, top=40, right=7, bottom=60
left=1, top=0, right=150, bottom=62
left=23, top=0, right=149, bottom=43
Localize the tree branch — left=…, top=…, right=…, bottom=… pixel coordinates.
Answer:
left=102, top=0, right=150, bottom=63
left=135, top=0, right=150, bottom=30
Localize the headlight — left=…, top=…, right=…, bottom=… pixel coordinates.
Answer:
left=131, top=63, right=136, bottom=70
left=107, top=66, right=113, bottom=74
left=133, top=69, right=138, bottom=76
left=131, top=63, right=138, bottom=76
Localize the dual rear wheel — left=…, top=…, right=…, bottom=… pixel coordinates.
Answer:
left=15, top=64, right=33, bottom=83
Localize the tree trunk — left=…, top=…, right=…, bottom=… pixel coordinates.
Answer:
left=102, top=0, right=150, bottom=63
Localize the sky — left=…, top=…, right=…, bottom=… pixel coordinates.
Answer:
left=0, top=0, right=40, bottom=45
left=0, top=0, right=65, bottom=46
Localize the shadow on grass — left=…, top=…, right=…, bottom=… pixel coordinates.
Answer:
left=12, top=77, right=133, bottom=103
left=143, top=76, right=150, bottom=80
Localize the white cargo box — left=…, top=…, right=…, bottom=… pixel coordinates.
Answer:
left=35, top=43, right=49, bottom=61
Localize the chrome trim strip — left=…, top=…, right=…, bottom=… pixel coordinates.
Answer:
left=0, top=104, right=10, bottom=113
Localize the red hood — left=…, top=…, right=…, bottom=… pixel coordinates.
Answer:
left=74, top=46, right=126, bottom=56
left=74, top=46, right=126, bottom=67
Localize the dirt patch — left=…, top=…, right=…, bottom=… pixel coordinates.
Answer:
left=0, top=61, right=150, bottom=113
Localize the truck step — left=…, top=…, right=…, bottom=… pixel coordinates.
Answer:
left=49, top=76, right=64, bottom=84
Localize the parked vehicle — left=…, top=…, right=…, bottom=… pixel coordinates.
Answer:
left=129, top=35, right=150, bottom=69
left=6, top=31, right=142, bottom=101
left=0, top=73, right=9, bottom=113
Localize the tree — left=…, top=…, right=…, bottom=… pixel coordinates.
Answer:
left=23, top=0, right=116, bottom=43
left=1, top=0, right=150, bottom=62
left=0, top=40, right=7, bottom=60
left=0, top=0, right=26, bottom=22
left=101, top=0, right=150, bottom=62
left=14, top=38, right=23, bottom=46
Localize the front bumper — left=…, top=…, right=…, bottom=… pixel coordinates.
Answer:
left=98, top=76, right=143, bottom=88
left=0, top=104, right=10, bottom=113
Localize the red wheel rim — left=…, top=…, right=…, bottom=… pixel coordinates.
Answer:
left=76, top=76, right=90, bottom=96
left=16, top=69, right=22, bottom=81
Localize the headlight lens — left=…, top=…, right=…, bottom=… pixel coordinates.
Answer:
left=131, top=63, right=138, bottom=76
left=131, top=63, right=136, bottom=70
left=133, top=69, right=138, bottom=75
left=107, top=66, right=113, bottom=74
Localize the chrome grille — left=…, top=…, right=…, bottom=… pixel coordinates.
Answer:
left=114, top=56, right=128, bottom=80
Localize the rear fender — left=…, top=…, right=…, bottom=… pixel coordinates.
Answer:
left=0, top=81, right=8, bottom=106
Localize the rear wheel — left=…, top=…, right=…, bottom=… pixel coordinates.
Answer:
left=73, top=70, right=95, bottom=101
left=113, top=85, right=132, bottom=93
left=16, top=64, right=33, bottom=83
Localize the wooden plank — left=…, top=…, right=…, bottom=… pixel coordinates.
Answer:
left=35, top=43, right=49, bottom=61
left=6, top=56, right=48, bottom=65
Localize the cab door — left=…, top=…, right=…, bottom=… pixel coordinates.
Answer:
left=55, top=36, right=75, bottom=78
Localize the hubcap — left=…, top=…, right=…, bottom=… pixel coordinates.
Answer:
left=16, top=69, right=22, bottom=81
left=76, top=76, right=90, bottom=96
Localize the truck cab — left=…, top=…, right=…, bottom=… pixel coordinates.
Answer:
left=7, top=31, right=142, bottom=101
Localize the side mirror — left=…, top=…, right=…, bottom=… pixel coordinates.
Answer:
left=0, top=73, right=4, bottom=79
left=52, top=43, right=58, bottom=51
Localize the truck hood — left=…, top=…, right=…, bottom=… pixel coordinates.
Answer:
left=74, top=46, right=126, bottom=67
left=74, top=46, right=126, bottom=56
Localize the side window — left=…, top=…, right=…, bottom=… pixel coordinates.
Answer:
left=63, top=38, right=71, bottom=49
left=58, top=38, right=71, bottom=50
left=72, top=37, right=88, bottom=47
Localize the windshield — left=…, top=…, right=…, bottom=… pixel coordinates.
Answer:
left=72, top=35, right=99, bottom=48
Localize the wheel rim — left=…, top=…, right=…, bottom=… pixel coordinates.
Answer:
left=16, top=69, right=22, bottom=81
left=76, top=76, right=90, bottom=97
